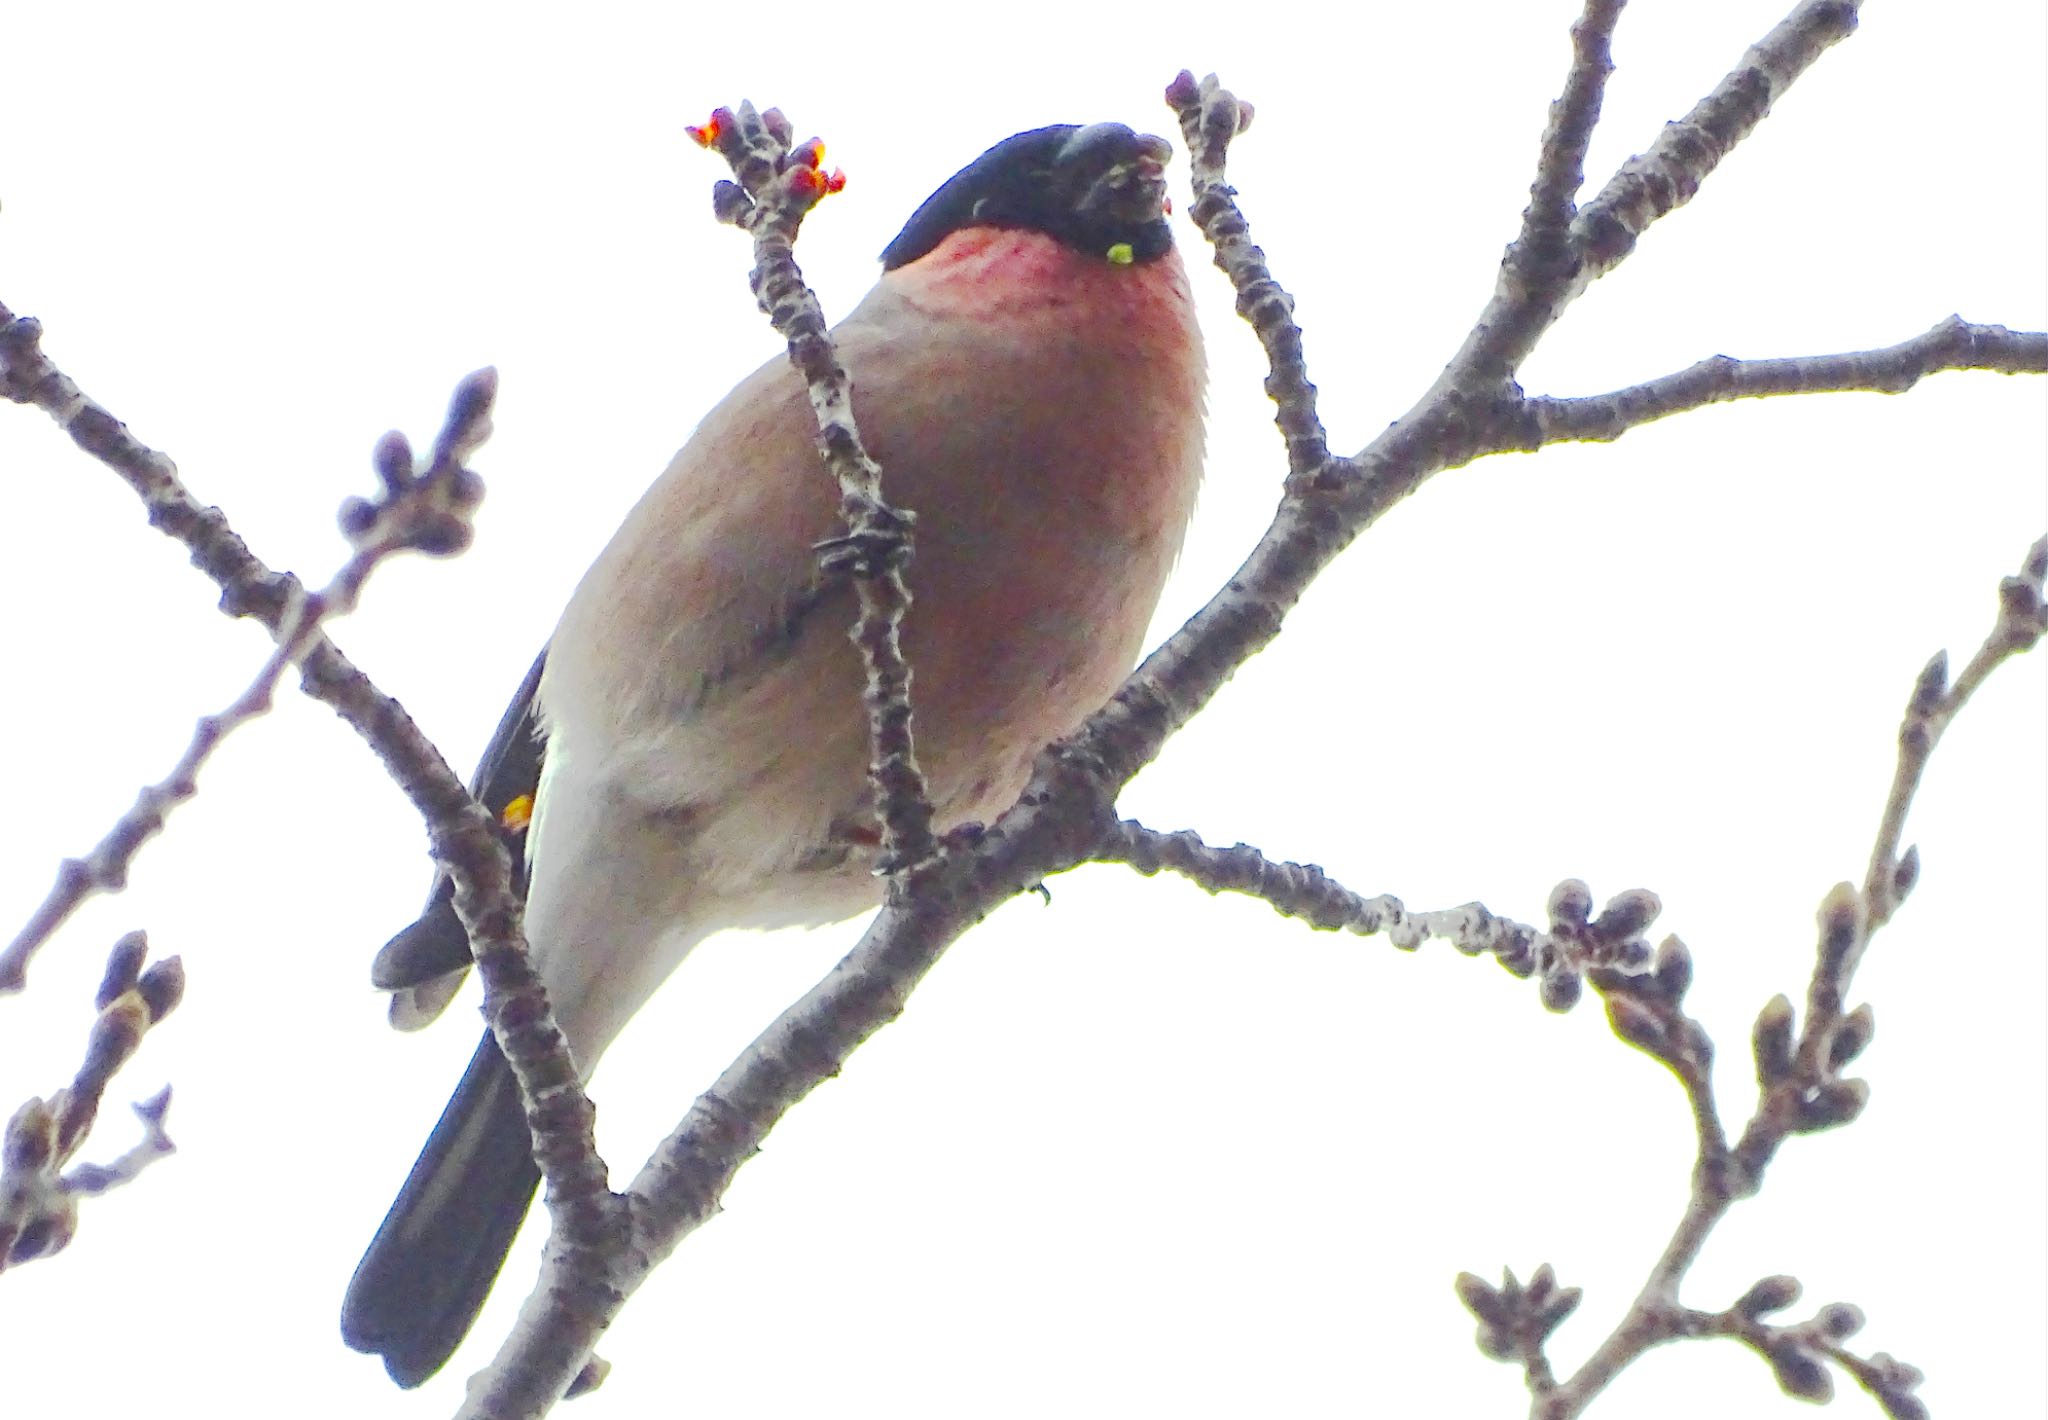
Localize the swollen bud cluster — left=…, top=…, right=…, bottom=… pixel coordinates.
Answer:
left=1, top=934, right=183, bottom=1270
left=1724, top=1271, right=1904, bottom=1411
left=1747, top=886, right=1879, bottom=1143
left=1534, top=879, right=1665, bottom=1017
left=1453, top=1263, right=1582, bottom=1363
left=339, top=368, right=495, bottom=558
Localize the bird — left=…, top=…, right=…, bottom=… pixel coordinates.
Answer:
left=340, top=119, right=1207, bottom=1388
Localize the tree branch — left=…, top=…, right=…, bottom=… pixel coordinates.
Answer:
left=0, top=374, right=490, bottom=988
left=1165, top=71, right=1331, bottom=485
left=0, top=933, right=182, bottom=1271
left=1515, top=534, right=2045, bottom=1418
left=1571, top=1, right=1862, bottom=282
left=1085, top=6, right=1875, bottom=804
left=459, top=102, right=940, bottom=1417
left=1101, top=819, right=1555, bottom=970
left=7, top=0, right=2038, bottom=1410
left=0, top=324, right=618, bottom=1364
left=1520, top=0, right=1625, bottom=269
left=464, top=6, right=2034, bottom=1398
left=1519, top=317, right=2048, bottom=445
left=691, top=102, right=937, bottom=880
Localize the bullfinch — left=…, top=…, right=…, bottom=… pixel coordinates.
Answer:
left=341, top=120, right=1207, bottom=1387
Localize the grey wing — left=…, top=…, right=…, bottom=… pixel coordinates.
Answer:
left=371, top=649, right=547, bottom=1029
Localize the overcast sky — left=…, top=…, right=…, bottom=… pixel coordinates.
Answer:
left=1, top=2, right=2042, bottom=1416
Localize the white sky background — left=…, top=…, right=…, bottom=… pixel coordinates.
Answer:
left=1, top=2, right=2042, bottom=1415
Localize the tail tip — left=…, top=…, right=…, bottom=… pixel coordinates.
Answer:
left=340, top=1306, right=454, bottom=1390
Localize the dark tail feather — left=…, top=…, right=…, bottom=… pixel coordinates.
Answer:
left=342, top=1030, right=541, bottom=1388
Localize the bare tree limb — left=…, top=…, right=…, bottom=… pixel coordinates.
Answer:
left=0, top=374, right=490, bottom=988
left=0, top=326, right=618, bottom=1364
left=1100, top=819, right=1550, bottom=964
left=1526, top=1, right=1625, bottom=231
left=1500, top=534, right=2047, bottom=1419
left=1519, top=317, right=2048, bottom=445
left=463, top=7, right=2005, bottom=1402
left=1570, top=1, right=1862, bottom=284
left=0, top=306, right=296, bottom=626
left=1087, top=9, right=1875, bottom=805
left=6, top=0, right=2038, bottom=1411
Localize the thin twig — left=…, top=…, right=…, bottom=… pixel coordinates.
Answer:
left=1102, top=820, right=1544, bottom=965
left=1519, top=0, right=1626, bottom=254
left=1859, top=532, right=2048, bottom=930
left=1076, top=11, right=1877, bottom=804
left=1620, top=1285, right=1929, bottom=1416
left=1571, top=1, right=1863, bottom=281
left=458, top=103, right=936, bottom=1417
left=1528, top=536, right=2045, bottom=1418
left=1519, top=317, right=2048, bottom=445
left=691, top=103, right=937, bottom=882
left=0, top=328, right=617, bottom=1337
left=1165, top=71, right=1334, bottom=486
left=0, top=303, right=296, bottom=625
left=0, top=934, right=182, bottom=1273
left=0, top=426, right=481, bottom=987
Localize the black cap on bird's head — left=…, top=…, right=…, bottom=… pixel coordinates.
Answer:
left=881, top=123, right=1175, bottom=271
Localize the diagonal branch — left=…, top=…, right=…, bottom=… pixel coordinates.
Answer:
left=1856, top=532, right=2048, bottom=933
left=0, top=318, right=616, bottom=1337
left=1527, top=535, right=2047, bottom=1419
left=1083, top=6, right=1878, bottom=805
left=530, top=24, right=1963, bottom=1393
left=0, top=376, right=490, bottom=989
left=1446, top=0, right=1863, bottom=401
left=1571, top=1, right=1862, bottom=281
left=0, top=305, right=296, bottom=626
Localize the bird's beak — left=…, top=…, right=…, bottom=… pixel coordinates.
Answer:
left=1053, top=123, right=1174, bottom=229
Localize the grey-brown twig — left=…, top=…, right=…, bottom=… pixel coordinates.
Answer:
left=1165, top=71, right=1334, bottom=487
left=1571, top=1, right=1862, bottom=282
left=0, top=933, right=182, bottom=1272
left=1519, top=317, right=2048, bottom=446
left=458, top=104, right=942, bottom=1419
left=0, top=331, right=616, bottom=1362
left=691, top=102, right=937, bottom=882
left=1488, top=535, right=2046, bottom=1418
left=1082, top=16, right=1895, bottom=809
left=0, top=374, right=491, bottom=991
left=0, top=303, right=296, bottom=626
left=1522, top=0, right=1625, bottom=244
left=1672, top=1280, right=1926, bottom=1416
left=1099, top=822, right=1668, bottom=1010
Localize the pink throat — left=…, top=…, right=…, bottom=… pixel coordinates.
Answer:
left=886, top=227, right=1191, bottom=324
